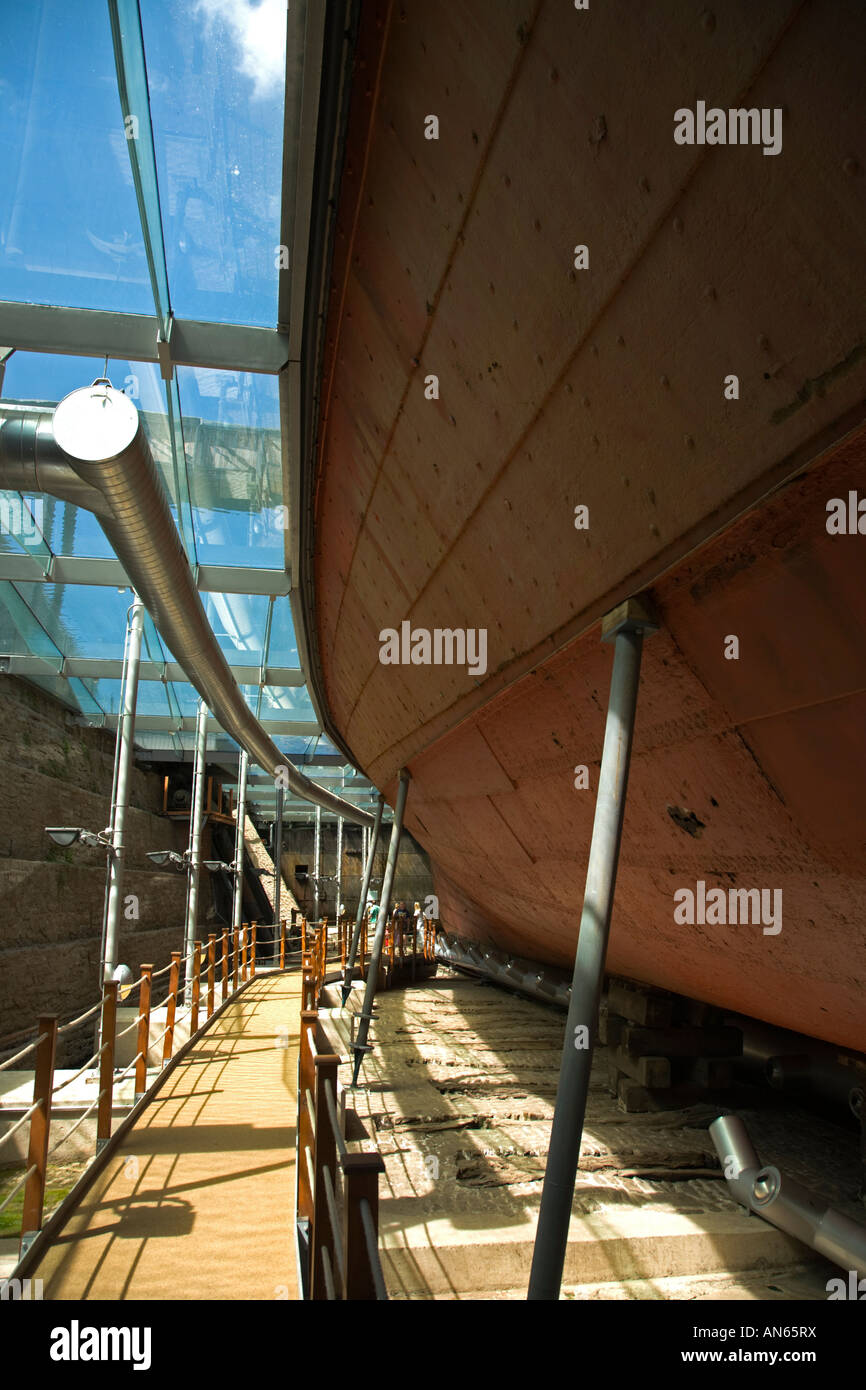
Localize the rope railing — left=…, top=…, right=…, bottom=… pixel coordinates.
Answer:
left=0, top=1101, right=42, bottom=1154
left=51, top=1044, right=107, bottom=1098
left=5, top=911, right=402, bottom=1283
left=4, top=923, right=265, bottom=1264
left=0, top=1033, right=50, bottom=1074
left=0, top=1164, right=37, bottom=1216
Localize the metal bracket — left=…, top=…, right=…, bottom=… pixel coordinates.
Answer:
left=156, top=315, right=174, bottom=382
left=601, top=594, right=660, bottom=643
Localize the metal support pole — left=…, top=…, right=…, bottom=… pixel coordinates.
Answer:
left=314, top=804, right=321, bottom=925
left=102, top=598, right=144, bottom=983
left=343, top=794, right=384, bottom=1004
left=232, top=749, right=249, bottom=946
left=184, top=699, right=208, bottom=1003
left=273, top=785, right=284, bottom=934
left=336, top=812, right=343, bottom=933
left=528, top=599, right=656, bottom=1300
left=351, top=772, right=410, bottom=1084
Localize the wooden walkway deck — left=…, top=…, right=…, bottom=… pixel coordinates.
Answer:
left=32, top=972, right=302, bottom=1300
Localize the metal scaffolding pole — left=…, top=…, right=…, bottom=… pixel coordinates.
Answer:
left=314, top=804, right=321, bottom=923
left=232, top=749, right=249, bottom=941
left=183, top=699, right=208, bottom=1003
left=273, top=785, right=284, bottom=932
left=351, top=772, right=410, bottom=1084
left=528, top=599, right=657, bottom=1300
left=342, top=794, right=384, bottom=1003
left=336, top=810, right=343, bottom=921
left=101, top=597, right=144, bottom=983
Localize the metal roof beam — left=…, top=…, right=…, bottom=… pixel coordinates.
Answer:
left=0, top=302, right=289, bottom=375
left=0, top=553, right=291, bottom=596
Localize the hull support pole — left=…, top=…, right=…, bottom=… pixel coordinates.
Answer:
left=528, top=597, right=657, bottom=1300
left=342, top=794, right=385, bottom=1004
left=351, top=772, right=410, bottom=1084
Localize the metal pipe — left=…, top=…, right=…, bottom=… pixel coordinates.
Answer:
left=343, top=794, right=384, bottom=1003
left=0, top=393, right=373, bottom=828
left=314, top=804, right=321, bottom=924
left=273, top=785, right=284, bottom=933
left=232, top=749, right=249, bottom=941
left=710, top=1114, right=866, bottom=1277
left=352, top=771, right=410, bottom=1085
left=336, top=812, right=343, bottom=925
left=184, top=700, right=208, bottom=1002
left=528, top=602, right=655, bottom=1300
left=101, top=598, right=144, bottom=983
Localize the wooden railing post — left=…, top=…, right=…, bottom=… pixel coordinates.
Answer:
left=135, top=964, right=153, bottom=1101
left=221, top=929, right=229, bottom=1003
left=311, top=1053, right=340, bottom=1301
left=96, top=981, right=118, bottom=1151
left=301, top=915, right=307, bottom=959
left=251, top=921, right=257, bottom=979
left=341, top=1152, right=387, bottom=1300
left=297, top=1009, right=318, bottom=1237
left=163, top=952, right=181, bottom=1063
left=207, top=934, right=216, bottom=1018
left=280, top=917, right=286, bottom=970
left=241, top=923, right=248, bottom=982
left=18, top=1014, right=58, bottom=1257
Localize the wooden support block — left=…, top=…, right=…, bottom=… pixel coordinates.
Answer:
left=607, top=980, right=673, bottom=1028
left=620, top=1024, right=742, bottom=1059
left=609, top=1046, right=671, bottom=1089
left=687, top=1057, right=734, bottom=1088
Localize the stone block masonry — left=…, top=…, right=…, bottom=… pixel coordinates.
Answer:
left=0, top=677, right=190, bottom=1063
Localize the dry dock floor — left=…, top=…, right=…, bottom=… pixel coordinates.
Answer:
left=32, top=972, right=302, bottom=1300
left=338, top=972, right=862, bottom=1300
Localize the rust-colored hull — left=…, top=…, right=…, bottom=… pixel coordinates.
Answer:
left=313, top=1, right=866, bottom=1049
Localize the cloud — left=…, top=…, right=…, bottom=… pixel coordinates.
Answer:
left=195, top=0, right=286, bottom=98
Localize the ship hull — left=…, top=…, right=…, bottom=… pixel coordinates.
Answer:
left=311, top=0, right=866, bottom=1050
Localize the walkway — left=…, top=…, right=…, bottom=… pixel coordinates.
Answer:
left=32, top=972, right=302, bottom=1300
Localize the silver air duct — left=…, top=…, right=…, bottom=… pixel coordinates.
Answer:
left=0, top=386, right=373, bottom=828
left=710, top=1113, right=866, bottom=1278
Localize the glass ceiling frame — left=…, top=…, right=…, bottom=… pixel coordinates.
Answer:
left=0, top=0, right=377, bottom=819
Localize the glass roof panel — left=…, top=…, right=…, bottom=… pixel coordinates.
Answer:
left=266, top=597, right=299, bottom=666
left=242, top=683, right=315, bottom=720
left=11, top=583, right=140, bottom=660
left=86, top=676, right=173, bottom=718
left=139, top=0, right=288, bottom=326
left=0, top=1, right=152, bottom=312
left=0, top=582, right=62, bottom=662
left=179, top=367, right=283, bottom=567
left=202, top=590, right=269, bottom=666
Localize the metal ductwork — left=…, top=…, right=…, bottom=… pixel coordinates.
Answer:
left=0, top=386, right=374, bottom=828
left=709, top=1113, right=866, bottom=1278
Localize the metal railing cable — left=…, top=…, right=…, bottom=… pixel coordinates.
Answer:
left=359, top=1198, right=388, bottom=1300
left=321, top=1164, right=346, bottom=1284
